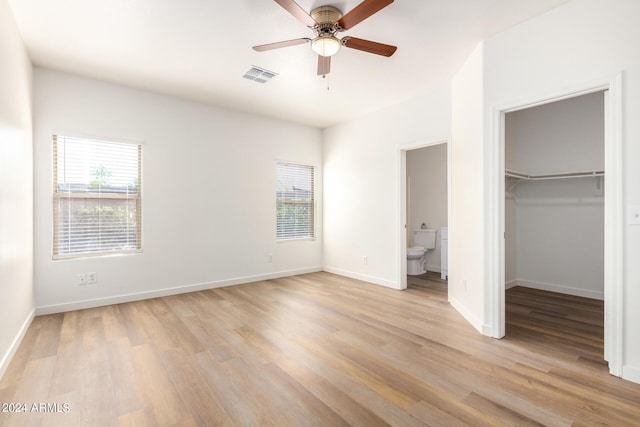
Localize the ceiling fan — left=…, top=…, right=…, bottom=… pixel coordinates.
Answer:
left=253, top=0, right=397, bottom=76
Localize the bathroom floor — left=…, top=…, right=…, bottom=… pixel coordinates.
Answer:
left=410, top=271, right=447, bottom=283
left=407, top=271, right=447, bottom=291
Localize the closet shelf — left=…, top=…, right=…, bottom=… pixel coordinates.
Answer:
left=505, top=169, right=604, bottom=181
left=505, top=169, right=604, bottom=193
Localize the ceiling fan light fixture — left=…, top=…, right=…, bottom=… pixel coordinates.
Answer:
left=311, top=36, right=341, bottom=57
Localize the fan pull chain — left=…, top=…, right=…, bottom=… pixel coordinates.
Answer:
left=324, top=74, right=331, bottom=91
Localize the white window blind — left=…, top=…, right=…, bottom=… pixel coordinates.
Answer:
left=53, top=135, right=142, bottom=258
left=276, top=162, right=315, bottom=241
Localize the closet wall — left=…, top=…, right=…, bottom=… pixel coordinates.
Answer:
left=505, top=91, right=605, bottom=299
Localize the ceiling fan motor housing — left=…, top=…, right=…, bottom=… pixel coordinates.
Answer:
left=310, top=5, right=343, bottom=57
left=311, top=6, right=342, bottom=32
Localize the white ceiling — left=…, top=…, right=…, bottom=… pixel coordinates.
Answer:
left=9, top=0, right=570, bottom=128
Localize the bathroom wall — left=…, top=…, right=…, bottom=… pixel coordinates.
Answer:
left=33, top=68, right=323, bottom=313
left=406, top=143, right=448, bottom=272
left=505, top=92, right=604, bottom=299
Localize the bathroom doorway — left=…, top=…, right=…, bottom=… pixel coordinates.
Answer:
left=398, top=139, right=450, bottom=292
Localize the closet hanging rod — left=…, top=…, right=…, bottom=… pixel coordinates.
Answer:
left=505, top=169, right=604, bottom=181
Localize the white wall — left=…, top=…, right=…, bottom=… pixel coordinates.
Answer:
left=507, top=92, right=604, bottom=174
left=506, top=93, right=604, bottom=299
left=33, top=69, right=323, bottom=313
left=0, top=0, right=34, bottom=379
left=515, top=179, right=604, bottom=298
left=450, top=42, right=487, bottom=332
left=481, top=0, right=640, bottom=381
left=407, top=144, right=447, bottom=272
left=323, top=86, right=451, bottom=288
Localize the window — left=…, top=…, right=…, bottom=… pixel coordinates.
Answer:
left=53, top=135, right=142, bottom=258
left=276, top=162, right=315, bottom=241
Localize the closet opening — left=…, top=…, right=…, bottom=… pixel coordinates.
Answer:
left=503, top=91, right=606, bottom=363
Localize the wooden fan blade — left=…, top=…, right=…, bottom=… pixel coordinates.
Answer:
left=253, top=38, right=311, bottom=52
left=273, top=0, right=317, bottom=27
left=342, top=37, right=397, bottom=57
left=338, top=0, right=394, bottom=30
left=317, top=55, right=331, bottom=75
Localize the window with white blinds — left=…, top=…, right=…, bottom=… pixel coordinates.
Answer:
left=276, top=162, right=315, bottom=241
left=52, top=135, right=142, bottom=259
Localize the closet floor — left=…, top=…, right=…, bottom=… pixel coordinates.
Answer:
left=505, top=285, right=605, bottom=366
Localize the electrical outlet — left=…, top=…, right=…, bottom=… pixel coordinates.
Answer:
left=463, top=279, right=468, bottom=292
left=363, top=256, right=368, bottom=265
left=267, top=254, right=273, bottom=263
left=87, top=272, right=97, bottom=284
left=77, top=273, right=87, bottom=285
left=629, top=207, right=640, bottom=225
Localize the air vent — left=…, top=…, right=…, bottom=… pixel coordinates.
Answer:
left=243, top=66, right=278, bottom=83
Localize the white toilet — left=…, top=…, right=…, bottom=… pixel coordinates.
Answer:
left=407, top=229, right=436, bottom=275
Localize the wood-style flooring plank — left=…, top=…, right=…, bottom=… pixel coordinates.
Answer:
left=2, top=273, right=640, bottom=426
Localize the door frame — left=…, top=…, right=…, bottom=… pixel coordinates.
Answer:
left=487, top=73, right=623, bottom=376
left=397, top=138, right=451, bottom=291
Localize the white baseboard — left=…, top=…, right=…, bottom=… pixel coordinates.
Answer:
left=505, top=279, right=518, bottom=290
left=0, top=308, right=35, bottom=381
left=449, top=296, right=487, bottom=335
left=622, top=365, right=640, bottom=385
left=425, top=264, right=442, bottom=274
left=515, top=279, right=604, bottom=300
left=35, top=267, right=323, bottom=315
left=322, top=266, right=399, bottom=290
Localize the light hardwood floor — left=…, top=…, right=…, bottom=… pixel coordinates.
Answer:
left=1, top=272, right=639, bottom=426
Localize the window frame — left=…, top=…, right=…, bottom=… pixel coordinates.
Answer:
left=275, top=161, right=316, bottom=242
left=52, top=134, right=143, bottom=260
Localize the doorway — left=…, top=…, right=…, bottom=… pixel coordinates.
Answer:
left=490, top=75, right=623, bottom=377
left=503, top=91, right=605, bottom=359
left=504, top=92, right=605, bottom=299
left=398, top=139, right=451, bottom=291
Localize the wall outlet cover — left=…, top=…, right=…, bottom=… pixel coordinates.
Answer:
left=629, top=207, right=640, bottom=225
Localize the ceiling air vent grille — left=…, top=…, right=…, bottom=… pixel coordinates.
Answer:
left=243, top=66, right=278, bottom=83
